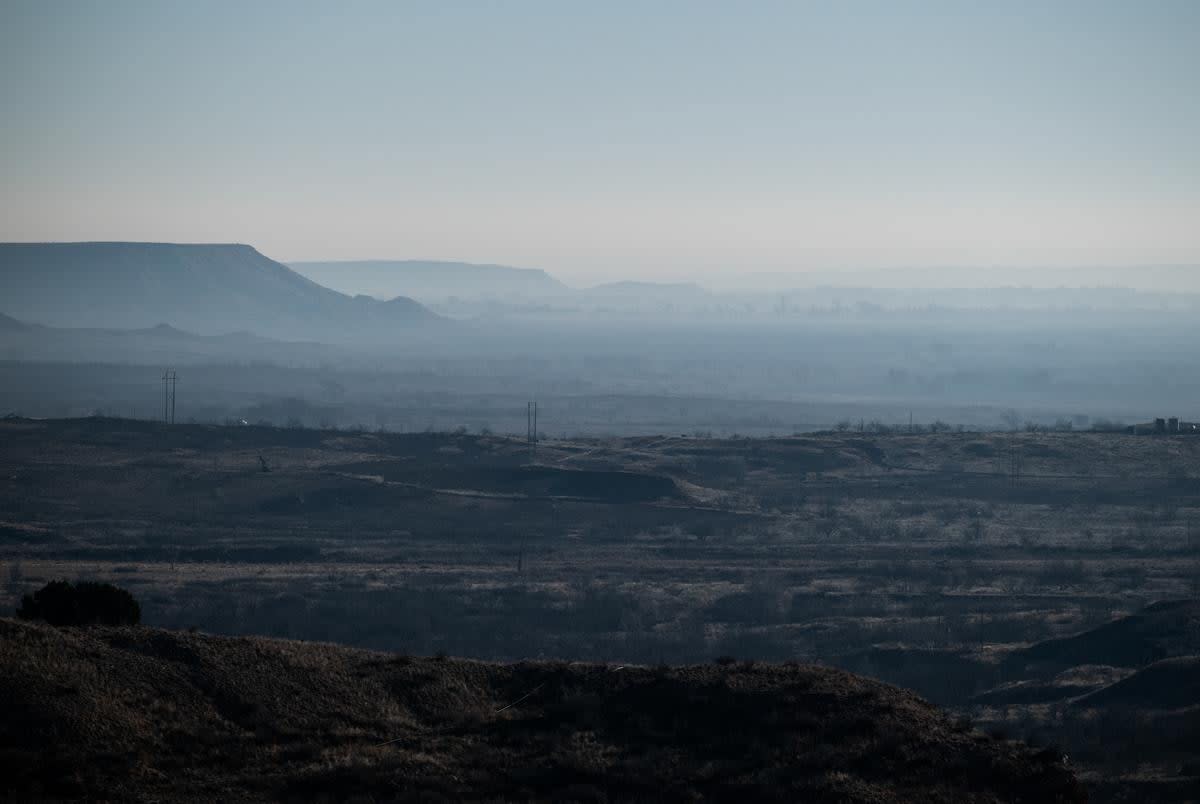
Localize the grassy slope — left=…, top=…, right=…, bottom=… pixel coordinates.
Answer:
left=0, top=618, right=1083, bottom=803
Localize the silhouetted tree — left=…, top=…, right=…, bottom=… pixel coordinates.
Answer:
left=16, top=580, right=140, bottom=626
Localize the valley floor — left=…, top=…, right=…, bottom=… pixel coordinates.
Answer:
left=1, top=417, right=1198, bottom=800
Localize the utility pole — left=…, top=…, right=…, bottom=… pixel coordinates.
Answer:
left=162, top=369, right=177, bottom=424
left=527, top=401, right=539, bottom=444
left=1008, top=435, right=1021, bottom=486
left=526, top=400, right=539, bottom=455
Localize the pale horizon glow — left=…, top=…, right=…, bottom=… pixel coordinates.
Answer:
left=2, top=1, right=1198, bottom=286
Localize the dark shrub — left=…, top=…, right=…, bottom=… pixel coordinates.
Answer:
left=16, top=580, right=141, bottom=626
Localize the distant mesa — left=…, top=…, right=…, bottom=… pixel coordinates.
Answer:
left=0, top=242, right=439, bottom=342
left=289, top=259, right=569, bottom=302
left=0, top=311, right=32, bottom=331
left=288, top=259, right=723, bottom=311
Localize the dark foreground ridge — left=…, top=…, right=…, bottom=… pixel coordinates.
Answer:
left=0, top=618, right=1083, bottom=803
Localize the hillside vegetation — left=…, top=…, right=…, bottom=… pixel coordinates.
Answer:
left=0, top=617, right=1083, bottom=803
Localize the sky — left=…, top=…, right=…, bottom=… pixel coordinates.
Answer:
left=1, top=1, right=1198, bottom=285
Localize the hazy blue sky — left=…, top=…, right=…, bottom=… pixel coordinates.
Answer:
left=1, top=1, right=1197, bottom=283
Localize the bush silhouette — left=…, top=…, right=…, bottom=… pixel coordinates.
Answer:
left=16, top=580, right=141, bottom=626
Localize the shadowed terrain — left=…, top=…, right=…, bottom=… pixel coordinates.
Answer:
left=2, top=416, right=1198, bottom=801
left=0, top=617, right=1084, bottom=803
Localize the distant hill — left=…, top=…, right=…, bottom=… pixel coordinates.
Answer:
left=746, top=265, right=1200, bottom=293
left=0, top=617, right=1084, bottom=803
left=1079, top=656, right=1200, bottom=709
left=0, top=312, right=345, bottom=365
left=289, top=259, right=569, bottom=302
left=1006, top=599, right=1200, bottom=673
left=0, top=242, right=437, bottom=341
left=0, top=312, right=32, bottom=332
left=968, top=664, right=1134, bottom=707
left=585, top=280, right=709, bottom=299
left=573, top=280, right=712, bottom=315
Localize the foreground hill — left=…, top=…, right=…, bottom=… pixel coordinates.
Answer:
left=0, top=618, right=1083, bottom=803
left=0, top=242, right=437, bottom=341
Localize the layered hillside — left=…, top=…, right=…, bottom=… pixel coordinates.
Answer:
left=0, top=618, right=1084, bottom=803
left=0, top=314, right=347, bottom=367
left=1005, top=599, right=1200, bottom=673
left=0, top=242, right=436, bottom=341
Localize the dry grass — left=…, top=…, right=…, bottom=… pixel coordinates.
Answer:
left=0, top=617, right=1084, bottom=803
